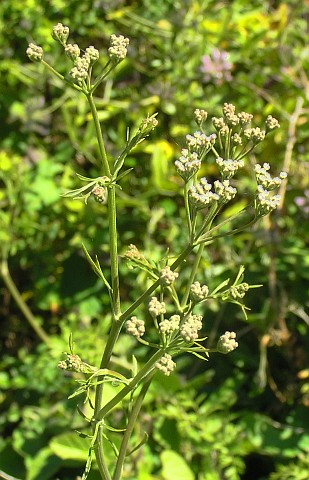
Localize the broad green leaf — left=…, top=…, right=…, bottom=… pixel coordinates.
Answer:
left=161, top=450, right=194, bottom=480
left=49, top=432, right=90, bottom=461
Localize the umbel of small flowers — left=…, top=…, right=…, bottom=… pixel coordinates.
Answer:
left=174, top=103, right=286, bottom=243
left=26, top=23, right=130, bottom=93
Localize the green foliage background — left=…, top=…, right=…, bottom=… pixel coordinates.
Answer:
left=0, top=1, right=308, bottom=479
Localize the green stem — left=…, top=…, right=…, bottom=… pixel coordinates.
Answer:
left=86, top=93, right=120, bottom=479
left=118, top=242, right=196, bottom=324
left=0, top=258, right=50, bottom=346
left=95, top=436, right=112, bottom=480
left=181, top=243, right=204, bottom=309
left=184, top=183, right=192, bottom=239
left=112, top=372, right=154, bottom=480
left=41, top=60, right=83, bottom=92
left=96, top=349, right=163, bottom=421
left=86, top=93, right=111, bottom=176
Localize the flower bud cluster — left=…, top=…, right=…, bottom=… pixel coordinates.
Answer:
left=189, top=178, right=220, bottom=209
left=244, top=127, right=266, bottom=144
left=214, top=180, right=237, bottom=204
left=65, top=43, right=81, bottom=62
left=124, top=244, right=142, bottom=260
left=58, top=354, right=86, bottom=373
left=175, top=149, right=201, bottom=181
left=194, top=109, right=208, bottom=125
left=85, top=46, right=100, bottom=65
left=212, top=116, right=226, bottom=131
left=126, top=316, right=145, bottom=338
left=256, top=185, right=281, bottom=216
left=148, top=297, right=166, bottom=317
left=186, top=131, right=216, bottom=151
left=238, top=111, right=253, bottom=126
left=216, top=157, right=244, bottom=179
left=159, top=315, right=180, bottom=334
left=229, top=282, right=249, bottom=299
left=26, top=43, right=44, bottom=62
left=108, top=34, right=129, bottom=61
left=69, top=54, right=93, bottom=83
left=223, top=103, right=239, bottom=127
left=160, top=266, right=179, bottom=286
left=255, top=163, right=287, bottom=191
left=138, top=114, right=159, bottom=135
left=52, top=23, right=69, bottom=45
left=231, top=133, right=242, bottom=146
left=190, top=282, right=209, bottom=302
left=180, top=314, right=203, bottom=343
left=265, top=115, right=280, bottom=132
left=217, top=331, right=238, bottom=354
left=155, top=353, right=176, bottom=376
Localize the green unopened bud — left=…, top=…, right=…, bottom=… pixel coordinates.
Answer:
left=26, top=43, right=43, bottom=62
left=52, top=23, right=70, bottom=46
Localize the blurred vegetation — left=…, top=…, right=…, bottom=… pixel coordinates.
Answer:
left=0, top=0, right=308, bottom=479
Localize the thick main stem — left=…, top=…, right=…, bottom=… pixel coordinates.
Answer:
left=86, top=93, right=121, bottom=478
left=112, top=372, right=154, bottom=480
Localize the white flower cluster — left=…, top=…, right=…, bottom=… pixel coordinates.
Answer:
left=190, top=282, right=209, bottom=303
left=125, top=244, right=143, bottom=261
left=217, top=331, right=238, bottom=354
left=186, top=131, right=216, bottom=150
left=237, top=111, right=253, bottom=126
left=223, top=103, right=239, bottom=126
left=216, top=157, right=244, bottom=179
left=26, top=43, right=43, bottom=62
left=214, top=180, right=237, bottom=204
left=52, top=23, right=69, bottom=45
left=148, top=297, right=166, bottom=317
left=244, top=127, right=266, bottom=143
left=194, top=109, right=208, bottom=125
left=155, top=354, right=176, bottom=376
left=212, top=116, right=226, bottom=130
left=57, top=40, right=97, bottom=85
left=69, top=54, right=92, bottom=83
left=255, top=163, right=287, bottom=191
left=256, top=186, right=281, bottom=216
left=180, top=314, right=203, bottom=342
left=126, top=316, right=145, bottom=338
left=85, top=46, right=100, bottom=64
left=65, top=43, right=81, bottom=62
left=231, top=133, right=242, bottom=146
left=159, top=315, right=180, bottom=334
left=108, top=34, right=129, bottom=60
left=229, top=282, right=249, bottom=299
left=189, top=178, right=220, bottom=209
left=265, top=115, right=280, bottom=132
left=160, top=266, right=179, bottom=286
left=175, top=149, right=201, bottom=181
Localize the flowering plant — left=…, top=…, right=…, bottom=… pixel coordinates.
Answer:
left=27, top=24, right=287, bottom=480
